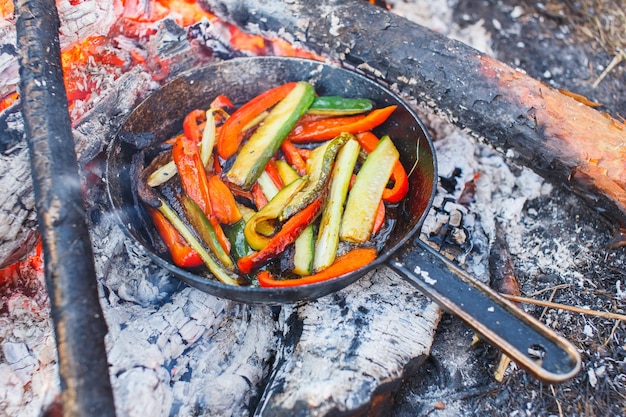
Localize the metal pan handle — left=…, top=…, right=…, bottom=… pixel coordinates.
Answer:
left=388, top=239, right=581, bottom=383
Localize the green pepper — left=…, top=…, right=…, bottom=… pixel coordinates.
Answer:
left=308, top=96, right=373, bottom=116
left=224, top=219, right=254, bottom=261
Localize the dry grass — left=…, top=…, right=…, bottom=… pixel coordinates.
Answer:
left=542, top=0, right=626, bottom=85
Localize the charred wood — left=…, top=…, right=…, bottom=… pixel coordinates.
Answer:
left=202, top=0, right=626, bottom=231
left=14, top=0, right=115, bottom=416
left=0, top=12, right=238, bottom=267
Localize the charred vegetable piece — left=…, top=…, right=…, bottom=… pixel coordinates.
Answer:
left=244, top=176, right=307, bottom=251
left=207, top=175, right=242, bottom=225
left=355, top=131, right=409, bottom=203
left=314, top=138, right=361, bottom=271
left=238, top=196, right=324, bottom=275
left=287, top=105, right=397, bottom=143
left=257, top=247, right=377, bottom=287
left=181, top=196, right=235, bottom=270
left=340, top=135, right=399, bottom=243
left=217, top=82, right=297, bottom=160
left=147, top=109, right=217, bottom=188
left=149, top=208, right=203, bottom=268
left=308, top=96, right=373, bottom=115
left=224, top=219, right=254, bottom=261
left=156, top=197, right=245, bottom=286
left=172, top=134, right=231, bottom=253
left=280, top=133, right=351, bottom=221
left=225, top=81, right=315, bottom=189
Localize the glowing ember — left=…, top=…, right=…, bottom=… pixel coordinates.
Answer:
left=1, top=0, right=319, bottom=117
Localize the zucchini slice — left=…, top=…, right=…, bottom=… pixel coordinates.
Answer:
left=225, top=81, right=315, bottom=189
left=280, top=133, right=352, bottom=221
left=244, top=176, right=307, bottom=251
left=313, top=138, right=360, bottom=271
left=340, top=136, right=399, bottom=243
left=293, top=224, right=315, bottom=276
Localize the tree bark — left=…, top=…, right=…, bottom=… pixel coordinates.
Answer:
left=203, top=0, right=626, bottom=233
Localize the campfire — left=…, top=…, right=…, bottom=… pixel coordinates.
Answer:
left=1, top=1, right=625, bottom=417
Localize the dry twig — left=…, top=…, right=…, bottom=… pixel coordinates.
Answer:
left=501, top=294, right=626, bottom=321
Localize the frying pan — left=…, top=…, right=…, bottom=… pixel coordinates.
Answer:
left=106, top=56, right=581, bottom=383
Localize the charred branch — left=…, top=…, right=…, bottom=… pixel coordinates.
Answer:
left=14, top=0, right=115, bottom=416
left=203, top=0, right=626, bottom=230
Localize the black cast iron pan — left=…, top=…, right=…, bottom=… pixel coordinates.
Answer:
left=106, top=57, right=581, bottom=383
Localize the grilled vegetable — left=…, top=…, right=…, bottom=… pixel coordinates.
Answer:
left=287, top=105, right=397, bottom=143
left=181, top=196, right=234, bottom=270
left=149, top=208, right=203, bottom=268
left=308, top=96, right=373, bottom=116
left=257, top=247, right=377, bottom=287
left=155, top=197, right=245, bottom=286
left=293, top=224, right=315, bottom=276
left=280, top=133, right=351, bottom=221
left=243, top=176, right=307, bottom=251
left=356, top=131, right=409, bottom=203
left=225, top=81, right=315, bottom=189
left=314, top=138, right=360, bottom=271
left=238, top=196, right=324, bottom=275
left=340, top=135, right=400, bottom=243
left=217, top=82, right=297, bottom=160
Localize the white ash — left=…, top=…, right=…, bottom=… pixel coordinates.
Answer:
left=92, top=213, right=281, bottom=417
left=257, top=267, right=441, bottom=414
left=57, top=0, right=118, bottom=46
left=0, top=270, right=58, bottom=417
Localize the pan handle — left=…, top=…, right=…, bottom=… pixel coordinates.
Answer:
left=388, top=239, right=581, bottom=383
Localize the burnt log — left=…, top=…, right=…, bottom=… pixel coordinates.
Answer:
left=202, top=0, right=626, bottom=233
left=14, top=0, right=115, bottom=416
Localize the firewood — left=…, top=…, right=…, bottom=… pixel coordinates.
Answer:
left=14, top=0, right=115, bottom=415
left=202, top=0, right=626, bottom=235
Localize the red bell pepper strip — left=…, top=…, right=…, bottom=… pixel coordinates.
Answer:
left=207, top=175, right=242, bottom=225
left=287, top=105, right=397, bottom=143
left=257, top=247, right=377, bottom=287
left=183, top=109, right=207, bottom=142
left=149, top=208, right=203, bottom=268
left=210, top=94, right=234, bottom=110
left=217, top=82, right=297, bottom=160
left=372, top=199, right=385, bottom=235
left=280, top=139, right=307, bottom=176
left=251, top=183, right=269, bottom=211
left=172, top=135, right=231, bottom=253
left=355, top=131, right=409, bottom=203
left=264, top=159, right=284, bottom=189
left=237, top=197, right=324, bottom=274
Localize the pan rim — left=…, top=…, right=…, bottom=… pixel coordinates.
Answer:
left=105, top=56, right=438, bottom=304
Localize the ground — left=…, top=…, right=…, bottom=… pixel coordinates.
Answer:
left=390, top=1, right=626, bottom=416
